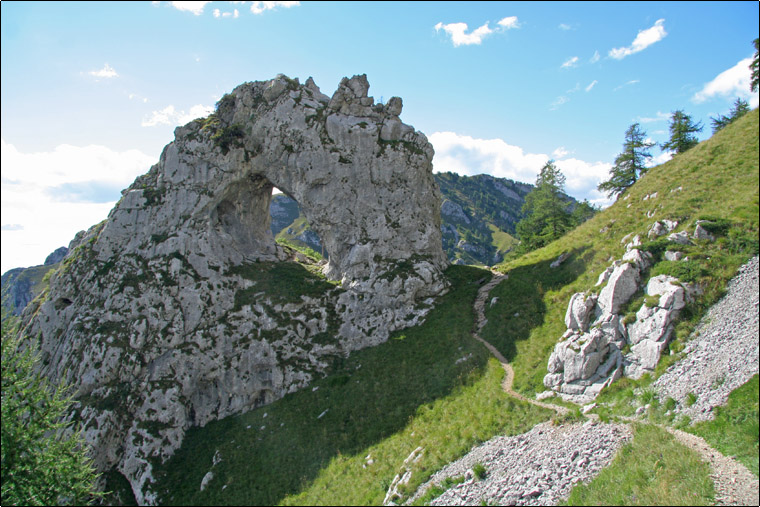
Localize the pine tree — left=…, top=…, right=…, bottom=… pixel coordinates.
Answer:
left=711, top=98, right=751, bottom=134
left=597, top=123, right=655, bottom=199
left=661, top=110, right=703, bottom=155
left=516, top=160, right=573, bottom=252
left=1, top=324, right=102, bottom=506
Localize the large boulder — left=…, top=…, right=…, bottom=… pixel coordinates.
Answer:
left=597, top=262, right=640, bottom=315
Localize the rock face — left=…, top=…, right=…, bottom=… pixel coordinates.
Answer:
left=17, top=74, right=448, bottom=504
left=543, top=221, right=698, bottom=403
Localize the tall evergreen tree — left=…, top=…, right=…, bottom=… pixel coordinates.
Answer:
left=597, top=123, right=655, bottom=200
left=661, top=110, right=703, bottom=155
left=751, top=38, right=759, bottom=93
left=710, top=98, right=751, bottom=133
left=1, top=324, right=102, bottom=506
left=516, top=160, right=573, bottom=252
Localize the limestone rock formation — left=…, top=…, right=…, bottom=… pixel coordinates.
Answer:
left=17, top=74, right=448, bottom=504
left=543, top=221, right=698, bottom=402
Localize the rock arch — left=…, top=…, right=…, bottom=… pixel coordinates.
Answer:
left=22, top=75, right=450, bottom=503
left=98, top=74, right=447, bottom=287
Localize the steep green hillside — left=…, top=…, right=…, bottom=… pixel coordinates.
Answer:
left=482, top=108, right=758, bottom=397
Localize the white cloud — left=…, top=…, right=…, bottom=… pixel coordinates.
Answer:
left=549, top=95, right=569, bottom=110
left=250, top=1, right=300, bottom=15
left=609, top=19, right=667, bottom=60
left=497, top=16, right=520, bottom=29
left=214, top=7, right=240, bottom=18
left=553, top=146, right=570, bottom=159
left=561, top=56, right=579, bottom=69
left=88, top=63, right=118, bottom=79
left=429, top=131, right=612, bottom=207
left=613, top=79, right=639, bottom=91
left=1, top=139, right=155, bottom=273
left=590, top=50, right=600, bottom=64
left=559, top=23, right=572, bottom=31
left=435, top=16, right=519, bottom=47
left=141, top=104, right=214, bottom=127
left=585, top=80, right=598, bottom=92
left=692, top=57, right=759, bottom=108
left=638, top=111, right=670, bottom=123
left=169, top=1, right=212, bottom=15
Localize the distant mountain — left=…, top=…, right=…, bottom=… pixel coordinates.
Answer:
left=1, top=247, right=67, bottom=317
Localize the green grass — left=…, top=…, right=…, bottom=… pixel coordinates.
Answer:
left=484, top=110, right=758, bottom=399
left=154, top=266, right=552, bottom=505
left=564, top=424, right=714, bottom=506
left=687, top=375, right=759, bottom=476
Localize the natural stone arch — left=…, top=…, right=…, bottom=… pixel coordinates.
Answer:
left=21, top=75, right=450, bottom=503
left=98, top=74, right=447, bottom=289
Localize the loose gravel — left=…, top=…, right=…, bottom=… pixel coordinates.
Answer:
left=410, top=421, right=632, bottom=506
left=654, top=255, right=759, bottom=423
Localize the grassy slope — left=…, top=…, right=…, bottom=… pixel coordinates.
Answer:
left=154, top=266, right=552, bottom=505
left=483, top=109, right=759, bottom=397
left=482, top=109, right=759, bottom=500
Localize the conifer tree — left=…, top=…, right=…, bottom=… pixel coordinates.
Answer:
left=598, top=123, right=655, bottom=199
left=711, top=98, right=751, bottom=134
left=661, top=110, right=703, bottom=155
left=516, top=160, right=573, bottom=251
left=1, top=324, right=102, bottom=506
left=751, top=38, right=759, bottom=93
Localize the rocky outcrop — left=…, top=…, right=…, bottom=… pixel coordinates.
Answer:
left=543, top=221, right=699, bottom=403
left=18, top=74, right=449, bottom=504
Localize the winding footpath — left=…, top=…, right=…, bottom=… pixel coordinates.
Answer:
left=471, top=271, right=568, bottom=416
left=408, top=263, right=759, bottom=506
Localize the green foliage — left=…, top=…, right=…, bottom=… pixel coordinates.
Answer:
left=1, top=325, right=102, bottom=505
left=688, top=375, right=759, bottom=476
left=472, top=462, right=487, bottom=480
left=563, top=424, right=714, bottom=505
left=516, top=160, right=575, bottom=252
left=598, top=123, right=655, bottom=199
left=710, top=98, right=750, bottom=134
left=751, top=38, right=759, bottom=93
left=661, top=110, right=703, bottom=155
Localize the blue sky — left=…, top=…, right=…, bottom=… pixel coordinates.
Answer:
left=2, top=1, right=758, bottom=273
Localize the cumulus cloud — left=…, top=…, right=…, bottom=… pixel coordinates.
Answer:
left=428, top=131, right=612, bottom=207
left=561, top=56, right=579, bottom=69
left=609, top=19, right=666, bottom=60
left=250, top=1, right=300, bottom=15
left=435, top=16, right=519, bottom=47
left=88, top=63, right=119, bottom=79
left=692, top=57, right=759, bottom=108
left=1, top=139, right=155, bottom=273
left=169, top=1, right=212, bottom=15
left=141, top=104, right=214, bottom=127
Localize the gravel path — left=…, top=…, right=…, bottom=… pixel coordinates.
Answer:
left=403, top=258, right=759, bottom=506
left=652, top=255, right=760, bottom=505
